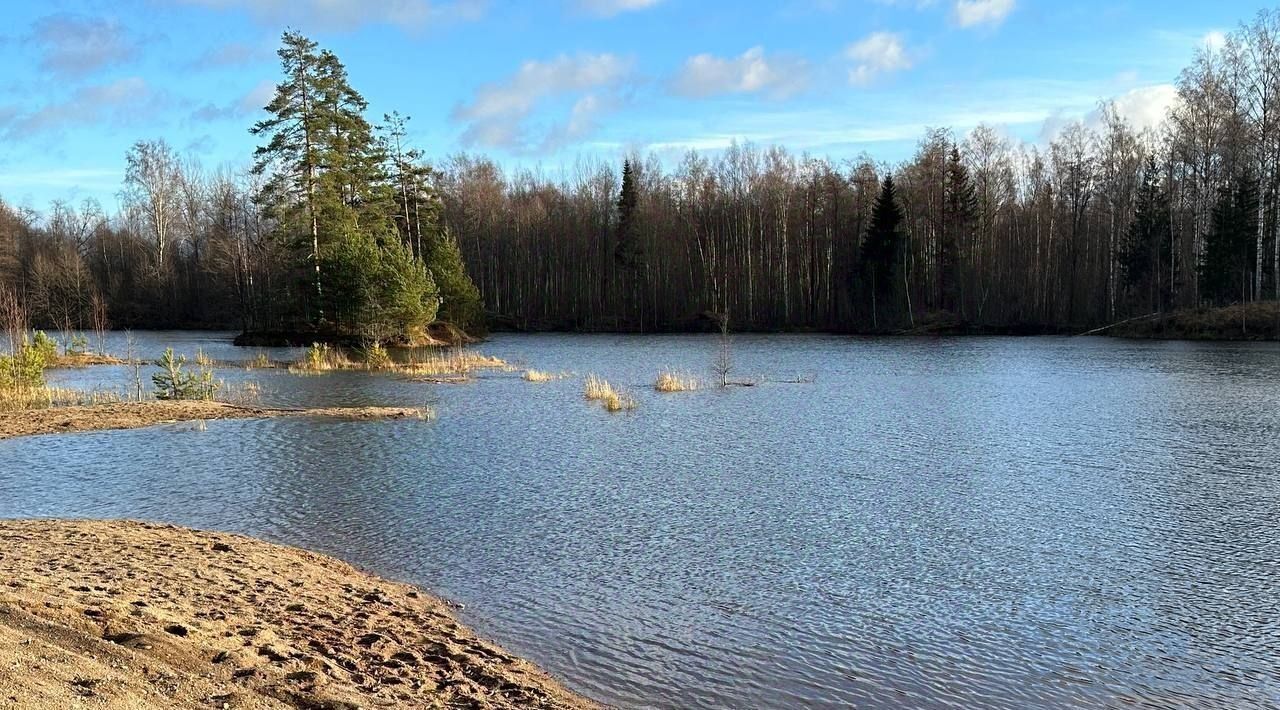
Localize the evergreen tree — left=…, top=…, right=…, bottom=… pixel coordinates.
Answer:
left=1200, top=174, right=1259, bottom=305
left=615, top=160, right=641, bottom=270
left=941, top=146, right=977, bottom=314
left=1119, top=157, right=1173, bottom=313
left=252, top=32, right=440, bottom=341
left=251, top=31, right=327, bottom=320
left=427, top=229, right=484, bottom=333
left=860, top=176, right=905, bottom=329
left=613, top=159, right=645, bottom=328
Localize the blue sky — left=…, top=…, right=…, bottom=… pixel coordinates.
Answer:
left=0, top=0, right=1267, bottom=209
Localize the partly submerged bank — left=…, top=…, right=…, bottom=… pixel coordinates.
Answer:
left=0, top=401, right=428, bottom=440
left=0, top=519, right=595, bottom=709
left=1097, top=302, right=1280, bottom=341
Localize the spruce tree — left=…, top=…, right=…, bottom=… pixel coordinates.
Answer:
left=614, top=160, right=644, bottom=327
left=941, top=146, right=976, bottom=314
left=1200, top=174, right=1259, bottom=305
left=860, top=176, right=905, bottom=329
left=1119, top=157, right=1173, bottom=313
left=615, top=160, right=641, bottom=269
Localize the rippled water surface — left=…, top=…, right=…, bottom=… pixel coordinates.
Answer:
left=5, top=332, right=1280, bottom=708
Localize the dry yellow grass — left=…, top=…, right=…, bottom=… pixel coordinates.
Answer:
left=522, top=369, right=565, bottom=382
left=0, top=386, right=125, bottom=412
left=403, top=350, right=508, bottom=377
left=655, top=370, right=700, bottom=392
left=245, top=352, right=273, bottom=369
left=583, top=374, right=636, bottom=412
left=50, top=352, right=125, bottom=368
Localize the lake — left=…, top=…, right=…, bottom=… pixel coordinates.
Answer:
left=3, top=332, right=1280, bottom=708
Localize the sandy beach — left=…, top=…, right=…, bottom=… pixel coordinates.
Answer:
left=0, top=520, right=596, bottom=709
left=0, top=402, right=429, bottom=440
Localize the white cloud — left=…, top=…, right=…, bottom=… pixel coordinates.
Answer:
left=1202, top=30, right=1228, bottom=51
left=673, top=47, right=809, bottom=99
left=575, top=0, right=663, bottom=17
left=1103, top=84, right=1178, bottom=133
left=953, top=0, right=1015, bottom=29
left=1039, top=84, right=1179, bottom=143
left=173, top=0, right=486, bottom=31
left=845, top=32, right=913, bottom=86
left=452, top=54, right=634, bottom=152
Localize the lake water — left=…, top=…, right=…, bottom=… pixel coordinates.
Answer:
left=4, top=332, right=1280, bottom=709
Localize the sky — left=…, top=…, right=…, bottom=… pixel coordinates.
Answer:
left=0, top=0, right=1269, bottom=210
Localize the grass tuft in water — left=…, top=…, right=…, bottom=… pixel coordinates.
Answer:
left=655, top=370, right=700, bottom=392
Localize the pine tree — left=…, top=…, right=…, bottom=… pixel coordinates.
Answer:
left=252, top=32, right=441, bottom=341
left=1200, top=174, right=1259, bottom=305
left=941, top=146, right=976, bottom=314
left=860, top=176, right=905, bottom=329
left=251, top=32, right=327, bottom=320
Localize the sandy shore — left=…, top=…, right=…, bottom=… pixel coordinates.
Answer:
left=0, top=520, right=596, bottom=709
left=0, top=402, right=429, bottom=440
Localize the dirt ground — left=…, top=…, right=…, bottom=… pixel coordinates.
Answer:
left=0, top=401, right=429, bottom=440
left=0, top=519, right=596, bottom=709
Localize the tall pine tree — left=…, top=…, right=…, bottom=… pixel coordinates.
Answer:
left=252, top=32, right=440, bottom=341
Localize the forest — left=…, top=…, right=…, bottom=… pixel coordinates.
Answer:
left=3, top=10, right=1280, bottom=337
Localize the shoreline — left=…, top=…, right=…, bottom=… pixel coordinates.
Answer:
left=0, top=519, right=596, bottom=709
left=0, top=401, right=429, bottom=440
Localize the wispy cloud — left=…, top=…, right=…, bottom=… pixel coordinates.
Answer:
left=573, top=0, right=664, bottom=17
left=26, top=14, right=140, bottom=78
left=953, top=0, right=1016, bottom=29
left=452, top=54, right=634, bottom=152
left=0, top=168, right=121, bottom=191
left=672, top=47, right=809, bottom=99
left=172, top=0, right=487, bottom=31
left=0, top=78, right=167, bottom=141
left=186, top=41, right=268, bottom=70
left=188, top=79, right=275, bottom=123
left=845, top=32, right=914, bottom=86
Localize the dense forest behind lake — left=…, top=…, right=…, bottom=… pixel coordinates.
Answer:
left=5, top=9, right=1280, bottom=337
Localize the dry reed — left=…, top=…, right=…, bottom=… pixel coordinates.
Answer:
left=655, top=370, right=700, bottom=392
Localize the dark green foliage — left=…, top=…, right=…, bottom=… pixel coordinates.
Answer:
left=860, top=176, right=905, bottom=328
left=1200, top=174, right=1258, bottom=305
left=1118, top=157, right=1174, bottom=312
left=151, top=348, right=207, bottom=400
left=615, top=160, right=642, bottom=270
left=427, top=231, right=484, bottom=333
left=941, top=146, right=977, bottom=313
left=251, top=33, right=473, bottom=340
left=320, top=231, right=439, bottom=343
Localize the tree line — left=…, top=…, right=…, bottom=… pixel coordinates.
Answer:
left=4, top=11, right=1280, bottom=336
